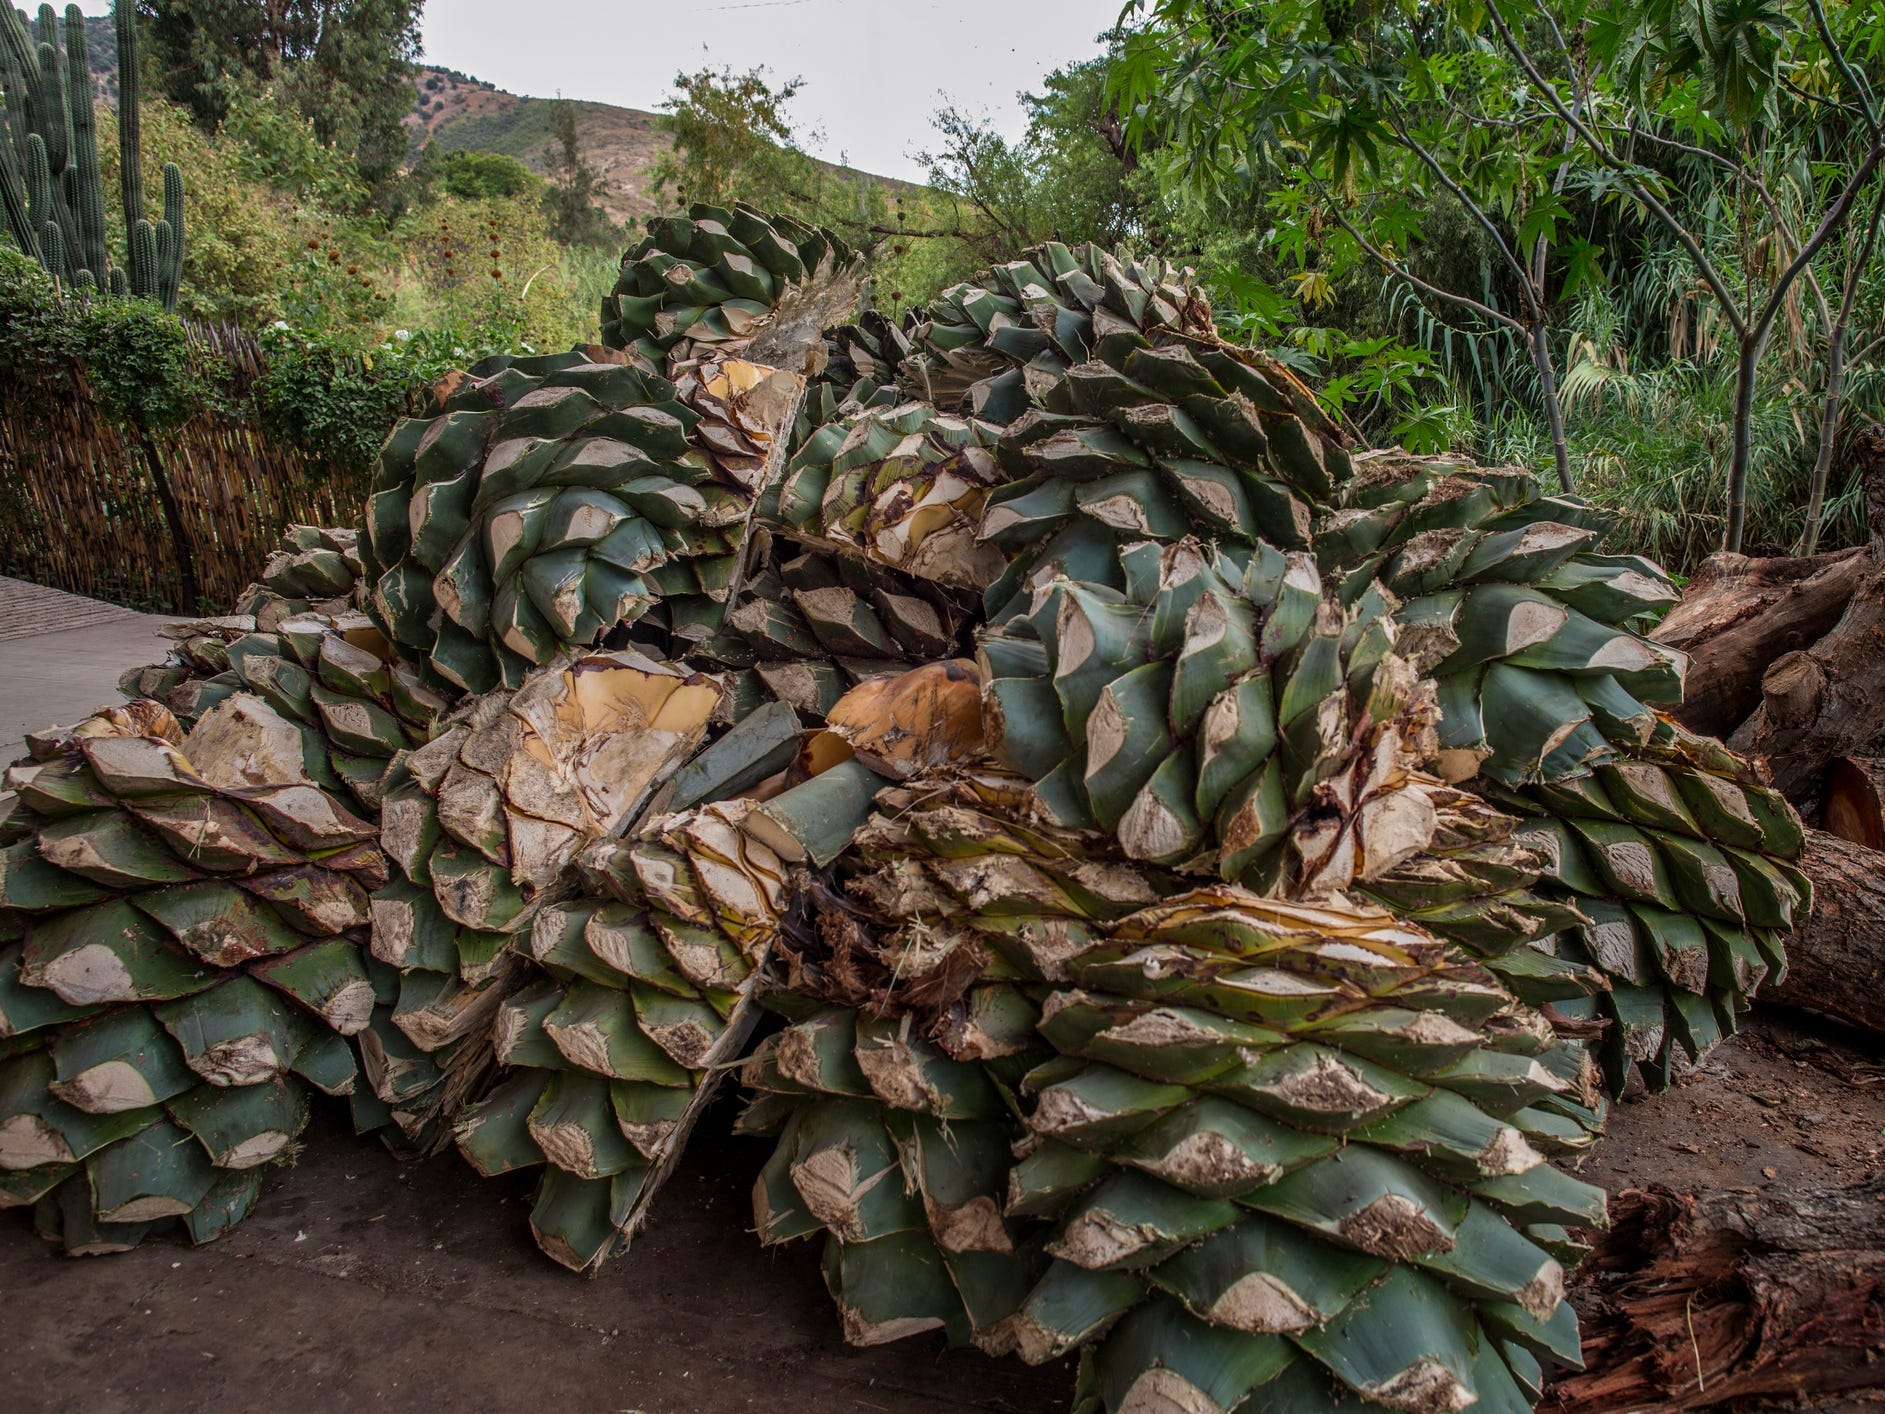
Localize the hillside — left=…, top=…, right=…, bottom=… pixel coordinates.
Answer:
left=408, top=67, right=672, bottom=224
left=407, top=66, right=910, bottom=227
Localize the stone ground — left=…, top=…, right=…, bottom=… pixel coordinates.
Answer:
left=1, top=580, right=1882, bottom=1412
left=0, top=577, right=170, bottom=769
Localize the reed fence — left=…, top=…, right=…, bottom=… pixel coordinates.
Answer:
left=0, top=321, right=376, bottom=615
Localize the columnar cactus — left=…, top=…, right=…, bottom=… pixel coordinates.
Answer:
left=0, top=1, right=184, bottom=309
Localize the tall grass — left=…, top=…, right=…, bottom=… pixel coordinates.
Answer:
left=1446, top=286, right=1879, bottom=574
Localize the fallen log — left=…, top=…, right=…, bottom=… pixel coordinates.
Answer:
left=1655, top=546, right=1868, bottom=652
left=1761, top=828, right=1885, bottom=1037
left=1726, top=559, right=1885, bottom=801
left=1652, top=547, right=1869, bottom=738
left=1824, top=755, right=1885, bottom=851
left=1549, top=1176, right=1885, bottom=1412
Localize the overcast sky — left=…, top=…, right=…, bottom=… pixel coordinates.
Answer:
left=74, top=0, right=1126, bottom=182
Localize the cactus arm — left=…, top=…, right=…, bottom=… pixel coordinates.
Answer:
left=159, top=160, right=181, bottom=309
left=31, top=37, right=64, bottom=175
left=129, top=211, right=154, bottom=298
left=106, top=262, right=125, bottom=295
left=152, top=212, right=168, bottom=298
left=62, top=3, right=104, bottom=281
left=0, top=115, right=33, bottom=254
left=113, top=0, right=139, bottom=231
left=22, top=124, right=48, bottom=236
left=36, top=195, right=61, bottom=276
left=1, top=7, right=40, bottom=155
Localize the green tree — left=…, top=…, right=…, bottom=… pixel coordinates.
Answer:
left=141, top=0, right=423, bottom=194
left=921, top=51, right=1152, bottom=265
left=1119, top=0, right=1885, bottom=548
left=428, top=147, right=539, bottom=202
left=540, top=99, right=616, bottom=248
left=651, top=64, right=813, bottom=213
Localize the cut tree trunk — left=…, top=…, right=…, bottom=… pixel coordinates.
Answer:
left=1726, top=560, right=1885, bottom=801
left=1683, top=420, right=1885, bottom=754
left=1656, top=546, right=1869, bottom=651
left=1549, top=1176, right=1885, bottom=1412
left=1823, top=756, right=1885, bottom=851
left=1761, top=828, right=1885, bottom=1038
left=1653, top=547, right=1869, bottom=738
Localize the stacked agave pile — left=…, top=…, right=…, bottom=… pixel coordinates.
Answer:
left=122, top=612, right=447, bottom=811
left=691, top=535, right=978, bottom=721
left=600, top=202, right=863, bottom=372
left=449, top=662, right=949, bottom=1271
left=6, top=206, right=1807, bottom=1414
left=709, top=233, right=1802, bottom=1410
left=454, top=798, right=792, bottom=1270
left=744, top=647, right=1606, bottom=1406
left=1, top=699, right=383, bottom=1251
left=1314, top=450, right=1810, bottom=1089
left=859, top=250, right=1806, bottom=1091
left=233, top=525, right=366, bottom=627
left=359, top=351, right=801, bottom=693
left=363, top=651, right=721, bottom=1154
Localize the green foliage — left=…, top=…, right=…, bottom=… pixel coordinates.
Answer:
left=387, top=191, right=600, bottom=353
left=433, top=148, right=539, bottom=202
left=75, top=289, right=205, bottom=431
left=218, top=87, right=368, bottom=208
left=143, top=0, right=422, bottom=194
left=1115, top=0, right=1885, bottom=548
left=251, top=323, right=417, bottom=478
left=540, top=99, right=617, bottom=249
left=0, top=238, right=79, bottom=377
left=96, top=98, right=291, bottom=326
left=279, top=225, right=391, bottom=333
left=652, top=65, right=809, bottom=213
left=0, top=240, right=202, bottom=432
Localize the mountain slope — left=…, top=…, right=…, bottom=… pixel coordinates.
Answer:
left=408, top=67, right=912, bottom=227
left=409, top=68, right=673, bottom=224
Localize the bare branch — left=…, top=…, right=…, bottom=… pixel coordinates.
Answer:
left=1304, top=169, right=1529, bottom=334
left=1750, top=148, right=1885, bottom=352
left=1484, top=0, right=1751, bottom=338
left=1383, top=101, right=1545, bottom=322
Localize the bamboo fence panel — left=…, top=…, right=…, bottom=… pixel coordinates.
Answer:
left=0, top=321, right=378, bottom=614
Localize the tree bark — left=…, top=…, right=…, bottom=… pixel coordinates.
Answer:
left=1803, top=185, right=1885, bottom=555
left=1653, top=547, right=1870, bottom=738
left=1531, top=321, right=1573, bottom=494
left=1760, top=828, right=1885, bottom=1038
left=1549, top=1176, right=1885, bottom=1412
left=1723, top=340, right=1761, bottom=553
left=1726, top=559, right=1885, bottom=801
left=133, top=421, right=201, bottom=615
left=1823, top=756, right=1885, bottom=851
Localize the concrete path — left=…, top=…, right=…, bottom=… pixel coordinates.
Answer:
left=0, top=577, right=175, bottom=768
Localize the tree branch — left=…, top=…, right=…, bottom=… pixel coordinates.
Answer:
left=1749, top=147, right=1885, bottom=353
left=1305, top=169, right=1528, bottom=334
left=1484, top=0, right=1750, bottom=338
left=1806, top=0, right=1880, bottom=138
left=1383, top=100, right=1546, bottom=324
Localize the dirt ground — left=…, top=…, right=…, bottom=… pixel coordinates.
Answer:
left=2, top=1009, right=1880, bottom=1414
